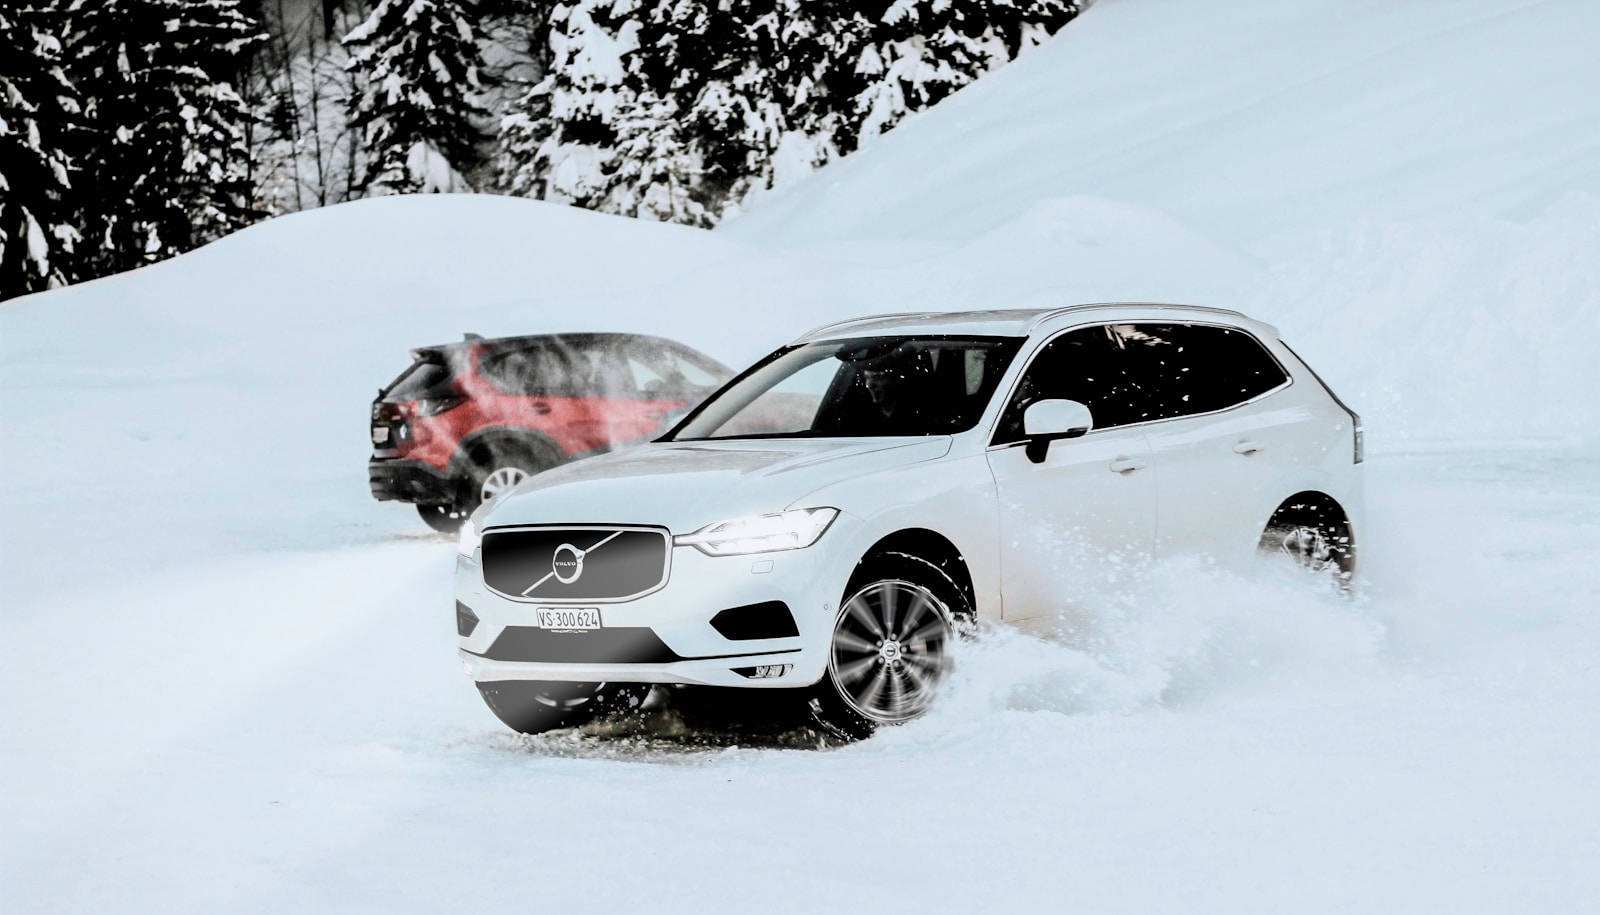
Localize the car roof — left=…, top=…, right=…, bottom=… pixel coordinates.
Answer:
left=414, top=331, right=689, bottom=355
left=796, top=303, right=1273, bottom=342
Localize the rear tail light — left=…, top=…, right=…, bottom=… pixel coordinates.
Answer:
left=1352, top=414, right=1364, bottom=464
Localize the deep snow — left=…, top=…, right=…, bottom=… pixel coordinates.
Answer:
left=3, top=0, right=1599, bottom=912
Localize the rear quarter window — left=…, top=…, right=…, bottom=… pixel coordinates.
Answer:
left=382, top=351, right=463, bottom=402
left=1120, top=323, right=1289, bottom=420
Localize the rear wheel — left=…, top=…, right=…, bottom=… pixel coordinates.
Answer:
left=443, top=439, right=559, bottom=525
left=811, top=553, right=969, bottom=739
left=476, top=680, right=651, bottom=735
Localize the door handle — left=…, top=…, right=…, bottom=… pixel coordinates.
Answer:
left=528, top=401, right=553, bottom=415
left=1232, top=440, right=1262, bottom=455
left=1109, top=456, right=1147, bottom=474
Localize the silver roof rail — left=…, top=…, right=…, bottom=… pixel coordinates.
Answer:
left=798, top=303, right=1253, bottom=341
left=1023, top=302, right=1248, bottom=333
left=798, top=312, right=932, bottom=340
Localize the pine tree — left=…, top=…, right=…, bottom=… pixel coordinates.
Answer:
left=850, top=0, right=1074, bottom=144
left=344, top=0, right=490, bottom=194
left=0, top=2, right=82, bottom=298
left=62, top=0, right=264, bottom=279
left=497, top=0, right=1079, bottom=226
left=500, top=0, right=637, bottom=210
left=669, top=0, right=785, bottom=218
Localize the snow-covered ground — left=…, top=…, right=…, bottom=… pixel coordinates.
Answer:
left=3, top=0, right=1598, bottom=911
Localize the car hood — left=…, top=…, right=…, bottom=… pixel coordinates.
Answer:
left=479, top=437, right=952, bottom=533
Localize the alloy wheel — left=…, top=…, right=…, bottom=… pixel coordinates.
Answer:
left=479, top=466, right=530, bottom=503
left=828, top=579, right=952, bottom=723
left=1276, top=524, right=1334, bottom=572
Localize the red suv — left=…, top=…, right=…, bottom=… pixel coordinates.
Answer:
left=370, top=333, right=732, bottom=531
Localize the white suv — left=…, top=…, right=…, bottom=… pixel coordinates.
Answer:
left=453, top=304, right=1364, bottom=736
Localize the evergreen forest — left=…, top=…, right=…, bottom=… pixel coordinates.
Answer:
left=0, top=0, right=1079, bottom=300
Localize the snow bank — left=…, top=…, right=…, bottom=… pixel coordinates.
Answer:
left=732, top=0, right=1600, bottom=251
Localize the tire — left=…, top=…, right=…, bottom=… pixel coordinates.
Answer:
left=811, top=552, right=970, bottom=739
left=476, top=680, right=651, bottom=735
left=1257, top=500, right=1356, bottom=593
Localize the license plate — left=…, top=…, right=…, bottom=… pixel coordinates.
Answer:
left=537, top=608, right=601, bottom=631
left=371, top=426, right=390, bottom=445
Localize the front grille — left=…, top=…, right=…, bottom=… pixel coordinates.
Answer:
left=481, top=526, right=670, bottom=602
left=479, top=627, right=683, bottom=664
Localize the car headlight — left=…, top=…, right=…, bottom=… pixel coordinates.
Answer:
left=674, top=507, right=839, bottom=556
left=457, top=517, right=481, bottom=557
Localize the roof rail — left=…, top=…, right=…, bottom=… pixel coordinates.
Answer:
left=1023, top=302, right=1248, bottom=333
left=798, top=312, right=931, bottom=340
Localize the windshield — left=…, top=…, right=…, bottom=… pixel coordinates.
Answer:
left=666, top=335, right=1024, bottom=440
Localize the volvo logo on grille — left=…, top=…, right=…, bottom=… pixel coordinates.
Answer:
left=519, top=529, right=625, bottom=597
left=551, top=543, right=584, bottom=584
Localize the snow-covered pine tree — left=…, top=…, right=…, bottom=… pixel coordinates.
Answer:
left=983, top=0, right=1079, bottom=58
left=847, top=0, right=1077, bottom=145
left=62, top=0, right=264, bottom=279
left=499, top=0, right=637, bottom=210
left=0, top=2, right=82, bottom=298
left=763, top=0, right=870, bottom=180
left=247, top=1, right=372, bottom=214
left=669, top=0, right=785, bottom=219
left=344, top=0, right=490, bottom=194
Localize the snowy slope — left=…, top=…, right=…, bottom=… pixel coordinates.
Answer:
left=731, top=0, right=1600, bottom=252
left=4, top=1, right=1600, bottom=913
left=729, top=0, right=1600, bottom=443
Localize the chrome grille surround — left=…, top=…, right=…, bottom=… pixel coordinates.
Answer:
left=480, top=524, right=671, bottom=603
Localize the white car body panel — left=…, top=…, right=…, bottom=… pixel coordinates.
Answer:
left=455, top=303, right=1365, bottom=697
left=987, top=425, right=1155, bottom=622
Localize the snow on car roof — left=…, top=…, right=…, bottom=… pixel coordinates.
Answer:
left=797, top=303, right=1256, bottom=341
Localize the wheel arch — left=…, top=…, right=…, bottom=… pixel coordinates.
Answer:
left=1261, top=489, right=1358, bottom=571
left=1264, top=490, right=1351, bottom=529
left=853, top=528, right=977, bottom=617
left=448, top=426, right=566, bottom=479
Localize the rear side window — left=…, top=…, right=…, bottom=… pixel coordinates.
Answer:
left=1115, top=323, right=1288, bottom=420
left=477, top=344, right=585, bottom=397
left=993, top=322, right=1289, bottom=441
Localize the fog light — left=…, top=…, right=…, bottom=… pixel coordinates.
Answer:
left=734, top=664, right=793, bottom=680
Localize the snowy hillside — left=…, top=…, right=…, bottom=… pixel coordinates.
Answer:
left=3, top=1, right=1599, bottom=913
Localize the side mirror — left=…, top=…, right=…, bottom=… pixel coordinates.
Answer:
left=1022, top=399, right=1093, bottom=463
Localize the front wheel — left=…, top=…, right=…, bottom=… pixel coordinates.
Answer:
left=476, top=680, right=651, bottom=735
left=811, top=553, right=968, bottom=739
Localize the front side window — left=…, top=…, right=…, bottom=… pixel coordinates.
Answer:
left=621, top=339, right=723, bottom=397
left=666, top=336, right=1023, bottom=440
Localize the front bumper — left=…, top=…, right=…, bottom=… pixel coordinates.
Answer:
left=454, top=514, right=876, bottom=690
